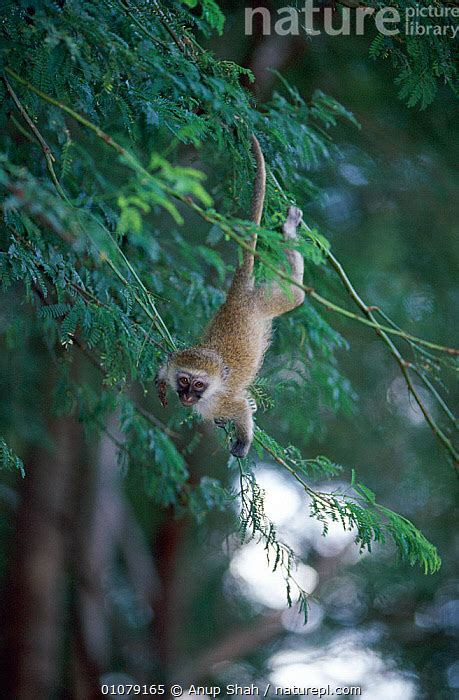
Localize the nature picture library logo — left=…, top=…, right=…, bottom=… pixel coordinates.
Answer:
left=245, top=3, right=459, bottom=38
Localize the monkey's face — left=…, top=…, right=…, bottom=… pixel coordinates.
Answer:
left=176, top=371, right=209, bottom=407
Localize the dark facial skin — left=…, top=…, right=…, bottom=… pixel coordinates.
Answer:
left=176, top=372, right=208, bottom=406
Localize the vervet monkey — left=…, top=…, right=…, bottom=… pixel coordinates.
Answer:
left=156, top=136, right=305, bottom=457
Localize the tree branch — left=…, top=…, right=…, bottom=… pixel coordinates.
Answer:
left=3, top=76, right=67, bottom=200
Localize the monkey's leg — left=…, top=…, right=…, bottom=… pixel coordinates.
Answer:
left=256, top=206, right=305, bottom=317
left=229, top=399, right=254, bottom=458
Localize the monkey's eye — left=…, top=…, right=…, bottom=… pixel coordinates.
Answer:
left=178, top=376, right=189, bottom=387
left=194, top=381, right=204, bottom=390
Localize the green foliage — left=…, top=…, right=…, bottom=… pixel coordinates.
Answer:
left=254, top=429, right=441, bottom=575
left=238, top=462, right=310, bottom=622
left=249, top=378, right=276, bottom=413
left=364, top=0, right=458, bottom=108
left=0, top=0, right=452, bottom=624
left=178, top=0, right=226, bottom=35
left=187, top=476, right=235, bottom=523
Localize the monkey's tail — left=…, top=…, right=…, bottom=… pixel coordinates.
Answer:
left=227, top=135, right=266, bottom=295
left=241, top=134, right=266, bottom=278
left=250, top=134, right=266, bottom=226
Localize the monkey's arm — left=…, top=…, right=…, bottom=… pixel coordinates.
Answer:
left=155, top=365, right=168, bottom=407
left=229, top=398, right=254, bottom=458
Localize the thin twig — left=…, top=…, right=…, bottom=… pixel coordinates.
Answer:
left=5, top=68, right=129, bottom=157
left=118, top=0, right=169, bottom=49
left=3, top=75, right=67, bottom=200
left=252, top=433, right=337, bottom=509
left=4, top=69, right=176, bottom=350
left=9, top=114, right=35, bottom=142
left=151, top=0, right=188, bottom=53
left=3, top=76, right=56, bottom=162
left=411, top=365, right=458, bottom=429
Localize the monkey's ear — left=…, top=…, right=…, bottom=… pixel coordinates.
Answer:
left=222, top=365, right=230, bottom=380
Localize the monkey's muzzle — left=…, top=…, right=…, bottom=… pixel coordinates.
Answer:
left=179, top=394, right=199, bottom=407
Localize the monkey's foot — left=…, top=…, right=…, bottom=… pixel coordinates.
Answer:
left=230, top=439, right=251, bottom=459
left=247, top=397, right=257, bottom=413
left=214, top=417, right=228, bottom=429
left=283, top=206, right=303, bottom=240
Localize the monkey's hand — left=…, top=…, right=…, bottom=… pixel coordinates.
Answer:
left=155, top=375, right=168, bottom=408
left=282, top=206, right=303, bottom=240
left=229, top=401, right=253, bottom=459
left=230, top=439, right=251, bottom=459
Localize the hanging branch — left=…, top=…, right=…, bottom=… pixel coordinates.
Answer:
left=252, top=429, right=441, bottom=574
